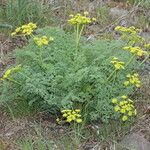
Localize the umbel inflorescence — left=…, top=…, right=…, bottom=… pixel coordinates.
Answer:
left=11, top=22, right=37, bottom=36
left=68, top=11, right=96, bottom=25
left=112, top=95, right=136, bottom=121
left=56, top=109, right=82, bottom=124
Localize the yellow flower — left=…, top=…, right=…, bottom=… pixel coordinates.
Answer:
left=11, top=22, right=37, bottom=36
left=112, top=96, right=136, bottom=122
left=15, top=27, right=21, bottom=33
left=122, top=105, right=127, bottom=109
left=34, top=36, right=53, bottom=47
left=126, top=107, right=132, bottom=111
left=128, top=111, right=133, bottom=116
left=115, top=26, right=122, bottom=31
left=124, top=73, right=141, bottom=88
left=68, top=12, right=95, bottom=25
left=67, top=112, right=71, bottom=115
left=56, top=118, right=61, bottom=124
left=134, top=109, right=137, bottom=115
left=75, top=109, right=81, bottom=112
left=3, top=69, right=11, bottom=79
left=144, top=43, right=150, bottom=49
left=120, top=109, right=126, bottom=113
left=11, top=32, right=16, bottom=36
left=115, top=26, right=138, bottom=35
left=2, top=65, right=21, bottom=80
left=72, top=111, right=76, bottom=114
left=119, top=101, right=124, bottom=106
left=70, top=115, right=76, bottom=120
left=84, top=11, right=89, bottom=15
left=92, top=18, right=97, bottom=21
left=122, top=115, right=128, bottom=121
left=128, top=99, right=133, bottom=103
left=62, top=113, right=68, bottom=117
left=114, top=106, right=120, bottom=112
left=112, top=98, right=118, bottom=104
left=66, top=110, right=71, bottom=112
left=69, top=14, right=74, bottom=17
left=28, top=22, right=37, bottom=29
left=76, top=118, right=82, bottom=123
left=135, top=83, right=140, bottom=87
left=66, top=117, right=73, bottom=122
left=61, top=110, right=66, bottom=113
left=124, top=81, right=129, bottom=86
left=121, top=95, right=127, bottom=99
left=76, top=114, right=81, bottom=117
left=49, top=37, right=54, bottom=41
left=61, top=109, right=82, bottom=124
left=110, top=57, right=125, bottom=70
left=114, top=63, right=125, bottom=70
left=124, top=46, right=148, bottom=57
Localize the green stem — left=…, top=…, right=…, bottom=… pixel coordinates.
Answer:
left=125, top=54, right=135, bottom=68
left=76, top=24, right=80, bottom=49
left=30, top=34, right=35, bottom=39
left=39, top=47, right=44, bottom=68
left=7, top=77, right=21, bottom=85
left=112, top=71, right=118, bottom=84
left=75, top=24, right=85, bottom=55
left=77, top=25, right=85, bottom=48
left=107, top=69, right=117, bottom=81
left=4, top=102, right=15, bottom=121
left=139, top=54, right=149, bottom=67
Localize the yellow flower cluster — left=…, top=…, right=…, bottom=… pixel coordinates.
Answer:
left=0, top=65, right=21, bottom=81
left=115, top=26, right=139, bottom=35
left=34, top=36, right=54, bottom=47
left=123, top=46, right=148, bottom=57
left=110, top=57, right=125, bottom=70
left=124, top=73, right=141, bottom=87
left=112, top=95, right=137, bottom=121
left=61, top=109, right=82, bottom=123
left=68, top=12, right=96, bottom=25
left=11, top=22, right=37, bottom=36
left=115, top=26, right=145, bottom=45
left=144, top=43, right=150, bottom=49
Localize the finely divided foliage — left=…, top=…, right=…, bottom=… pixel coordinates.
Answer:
left=0, top=12, right=149, bottom=123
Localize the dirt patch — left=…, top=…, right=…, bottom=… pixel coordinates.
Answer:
left=0, top=34, right=26, bottom=72
left=0, top=109, right=69, bottom=150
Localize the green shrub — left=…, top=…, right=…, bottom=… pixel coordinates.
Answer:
left=0, top=26, right=141, bottom=123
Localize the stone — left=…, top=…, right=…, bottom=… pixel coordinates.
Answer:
left=118, top=133, right=150, bottom=150
left=109, top=7, right=129, bottom=19
left=109, top=7, right=140, bottom=26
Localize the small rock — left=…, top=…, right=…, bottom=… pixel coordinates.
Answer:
left=118, top=133, right=150, bottom=150
left=109, top=7, right=129, bottom=19
left=109, top=7, right=130, bottom=26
